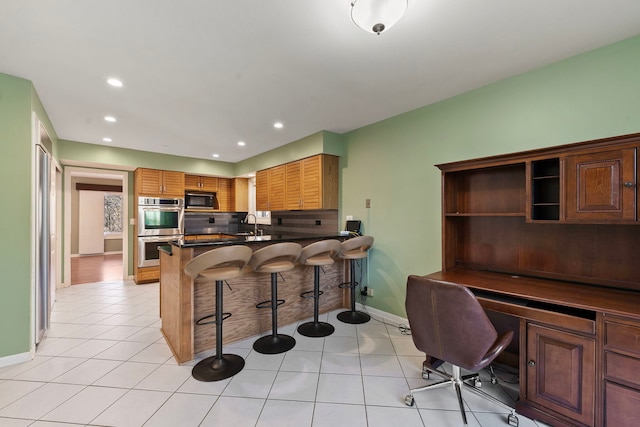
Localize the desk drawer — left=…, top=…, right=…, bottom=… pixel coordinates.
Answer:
left=605, top=321, right=640, bottom=356
left=605, top=352, right=640, bottom=388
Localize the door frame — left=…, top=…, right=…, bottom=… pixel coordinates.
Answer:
left=63, top=166, right=129, bottom=286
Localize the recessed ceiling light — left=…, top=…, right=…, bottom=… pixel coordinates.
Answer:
left=212, top=154, right=220, bottom=158
left=107, top=78, right=123, bottom=87
left=237, top=141, right=246, bottom=146
left=104, top=115, right=116, bottom=122
left=273, top=122, right=284, bottom=129
left=102, top=137, right=112, bottom=142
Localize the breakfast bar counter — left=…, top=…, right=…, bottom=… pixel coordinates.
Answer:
left=159, top=234, right=348, bottom=364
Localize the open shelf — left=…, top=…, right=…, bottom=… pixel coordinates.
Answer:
left=531, top=159, right=560, bottom=221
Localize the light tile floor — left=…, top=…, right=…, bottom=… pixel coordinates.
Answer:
left=0, top=280, right=549, bottom=427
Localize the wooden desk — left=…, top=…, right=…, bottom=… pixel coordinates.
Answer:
left=427, top=269, right=640, bottom=427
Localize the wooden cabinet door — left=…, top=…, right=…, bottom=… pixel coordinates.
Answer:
left=137, top=168, right=163, bottom=196
left=526, top=323, right=595, bottom=426
left=565, top=148, right=636, bottom=221
left=200, top=176, right=218, bottom=193
left=286, top=161, right=302, bottom=210
left=217, top=178, right=231, bottom=211
left=269, top=165, right=286, bottom=211
left=232, top=178, right=249, bottom=212
left=301, top=156, right=322, bottom=209
left=184, top=174, right=201, bottom=191
left=605, top=381, right=640, bottom=426
left=162, top=171, right=185, bottom=197
left=255, top=169, right=270, bottom=211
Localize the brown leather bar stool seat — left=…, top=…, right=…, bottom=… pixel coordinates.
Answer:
left=337, top=235, right=374, bottom=324
left=297, top=239, right=342, bottom=337
left=184, top=245, right=253, bottom=381
left=250, top=242, right=303, bottom=354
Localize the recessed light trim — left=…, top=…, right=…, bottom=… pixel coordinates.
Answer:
left=107, top=78, right=123, bottom=87
left=273, top=122, right=284, bottom=129
left=104, top=115, right=116, bottom=122
left=237, top=141, right=246, bottom=146
left=212, top=154, right=220, bottom=158
left=102, top=137, right=112, bottom=142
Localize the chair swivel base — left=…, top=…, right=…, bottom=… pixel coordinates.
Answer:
left=297, top=321, right=335, bottom=337
left=253, top=333, right=296, bottom=354
left=337, top=310, right=370, bottom=324
left=192, top=353, right=245, bottom=382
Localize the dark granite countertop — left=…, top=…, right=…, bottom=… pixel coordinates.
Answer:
left=168, top=232, right=349, bottom=248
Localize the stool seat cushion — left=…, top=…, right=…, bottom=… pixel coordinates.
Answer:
left=249, top=242, right=302, bottom=273
left=185, top=245, right=253, bottom=282
left=339, top=236, right=374, bottom=260
left=299, top=239, right=342, bottom=266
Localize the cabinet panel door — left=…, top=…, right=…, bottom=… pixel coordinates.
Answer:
left=200, top=176, right=218, bottom=193
left=566, top=148, right=636, bottom=221
left=184, top=174, right=201, bottom=191
left=526, top=323, right=595, bottom=426
left=255, top=169, right=269, bottom=211
left=269, top=165, right=286, bottom=211
left=605, top=381, right=640, bottom=426
left=285, top=161, right=301, bottom=210
left=162, top=171, right=185, bottom=197
left=137, top=169, right=163, bottom=195
left=301, top=156, right=322, bottom=209
left=217, top=178, right=231, bottom=211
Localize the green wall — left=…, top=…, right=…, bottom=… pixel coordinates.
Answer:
left=341, top=35, right=640, bottom=316
left=0, top=74, right=32, bottom=358
left=0, top=74, right=59, bottom=359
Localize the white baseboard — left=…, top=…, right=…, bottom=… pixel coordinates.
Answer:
left=0, top=350, right=33, bottom=369
left=355, top=303, right=409, bottom=327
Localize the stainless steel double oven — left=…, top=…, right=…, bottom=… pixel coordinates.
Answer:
left=137, top=197, right=184, bottom=267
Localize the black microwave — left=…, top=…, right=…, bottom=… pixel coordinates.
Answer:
left=185, top=192, right=219, bottom=209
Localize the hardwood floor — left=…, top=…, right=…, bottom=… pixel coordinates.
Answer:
left=71, top=253, right=123, bottom=285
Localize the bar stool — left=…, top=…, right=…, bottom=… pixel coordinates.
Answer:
left=184, top=245, right=253, bottom=381
left=297, top=239, right=342, bottom=338
left=250, top=242, right=302, bottom=354
left=337, top=235, right=374, bottom=324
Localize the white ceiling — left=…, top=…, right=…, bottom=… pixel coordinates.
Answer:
left=2, top=1, right=640, bottom=163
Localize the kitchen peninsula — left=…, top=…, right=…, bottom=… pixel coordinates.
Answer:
left=159, top=233, right=348, bottom=364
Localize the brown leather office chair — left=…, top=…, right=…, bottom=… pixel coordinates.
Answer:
left=404, top=275, right=519, bottom=426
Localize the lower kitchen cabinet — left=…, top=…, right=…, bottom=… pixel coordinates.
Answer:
left=523, top=323, right=595, bottom=426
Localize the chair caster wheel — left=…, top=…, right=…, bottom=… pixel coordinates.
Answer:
left=404, top=395, right=415, bottom=406
left=507, top=413, right=519, bottom=426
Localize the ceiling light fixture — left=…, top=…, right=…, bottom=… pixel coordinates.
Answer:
left=107, top=78, right=123, bottom=87
left=102, top=137, right=112, bottom=142
left=237, top=141, right=246, bottom=146
left=350, top=0, right=408, bottom=35
left=212, top=154, right=220, bottom=158
left=104, top=115, right=116, bottom=122
left=273, top=122, right=284, bottom=129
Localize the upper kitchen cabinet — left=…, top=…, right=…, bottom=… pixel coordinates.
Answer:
left=565, top=148, right=637, bottom=222
left=256, top=165, right=285, bottom=211
left=184, top=174, right=218, bottom=192
left=262, top=154, right=339, bottom=211
left=300, top=154, right=339, bottom=210
left=136, top=168, right=185, bottom=198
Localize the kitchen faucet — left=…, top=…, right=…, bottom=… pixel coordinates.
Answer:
left=244, top=213, right=258, bottom=235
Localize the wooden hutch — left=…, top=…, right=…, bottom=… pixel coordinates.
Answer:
left=429, top=133, right=640, bottom=426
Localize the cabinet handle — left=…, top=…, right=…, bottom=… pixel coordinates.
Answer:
left=624, top=181, right=634, bottom=188
left=528, top=360, right=536, bottom=367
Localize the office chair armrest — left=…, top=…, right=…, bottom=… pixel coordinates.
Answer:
left=479, top=330, right=514, bottom=369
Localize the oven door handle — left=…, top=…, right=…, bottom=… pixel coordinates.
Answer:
left=139, top=236, right=179, bottom=242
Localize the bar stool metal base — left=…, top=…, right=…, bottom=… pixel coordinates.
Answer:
left=253, top=334, right=296, bottom=354
left=337, top=310, right=371, bottom=324
left=297, top=321, right=335, bottom=337
left=192, top=354, right=245, bottom=382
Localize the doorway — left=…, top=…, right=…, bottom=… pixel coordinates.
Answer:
left=64, top=167, right=129, bottom=287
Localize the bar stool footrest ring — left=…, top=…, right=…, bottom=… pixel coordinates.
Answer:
left=300, top=290, right=324, bottom=299
left=255, top=299, right=285, bottom=309
left=196, top=312, right=232, bottom=326
left=338, top=281, right=359, bottom=290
